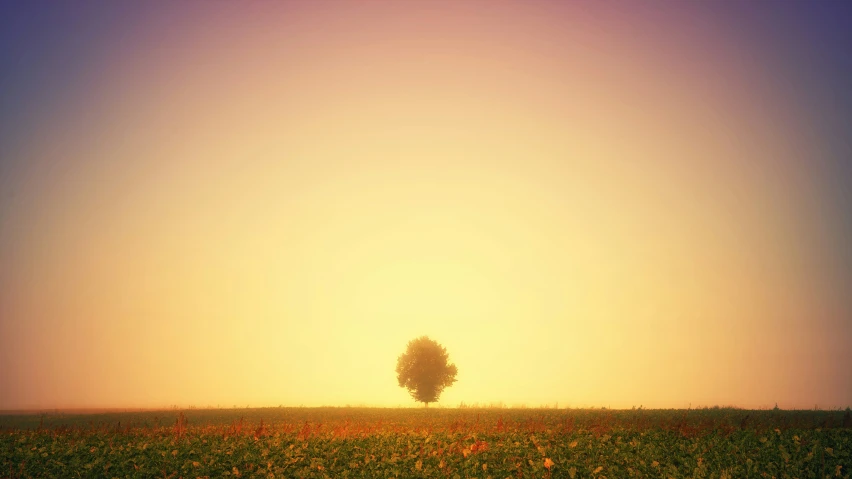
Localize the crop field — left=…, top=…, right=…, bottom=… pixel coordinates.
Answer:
left=1, top=407, right=850, bottom=478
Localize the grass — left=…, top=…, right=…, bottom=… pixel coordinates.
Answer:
left=1, top=406, right=850, bottom=478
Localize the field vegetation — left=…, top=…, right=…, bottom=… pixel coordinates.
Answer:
left=2, top=406, right=850, bottom=478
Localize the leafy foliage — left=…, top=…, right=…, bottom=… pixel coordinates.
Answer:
left=1, top=407, right=850, bottom=478
left=395, top=336, right=458, bottom=405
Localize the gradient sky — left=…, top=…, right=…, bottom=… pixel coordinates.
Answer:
left=1, top=0, right=850, bottom=410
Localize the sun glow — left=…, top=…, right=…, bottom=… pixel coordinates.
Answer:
left=1, top=1, right=850, bottom=411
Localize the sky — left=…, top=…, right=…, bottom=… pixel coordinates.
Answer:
left=1, top=0, right=850, bottom=411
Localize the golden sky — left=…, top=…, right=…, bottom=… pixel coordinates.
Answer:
left=1, top=1, right=850, bottom=410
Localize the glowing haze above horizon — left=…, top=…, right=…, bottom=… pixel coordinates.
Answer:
left=1, top=1, right=851, bottom=411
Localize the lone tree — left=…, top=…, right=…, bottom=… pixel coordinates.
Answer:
left=396, top=336, right=458, bottom=407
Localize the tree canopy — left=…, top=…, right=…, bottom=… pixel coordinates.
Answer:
left=396, top=336, right=458, bottom=406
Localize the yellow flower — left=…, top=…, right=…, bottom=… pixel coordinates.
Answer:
left=544, top=458, right=555, bottom=470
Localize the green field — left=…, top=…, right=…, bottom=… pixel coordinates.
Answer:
left=2, top=407, right=850, bottom=478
